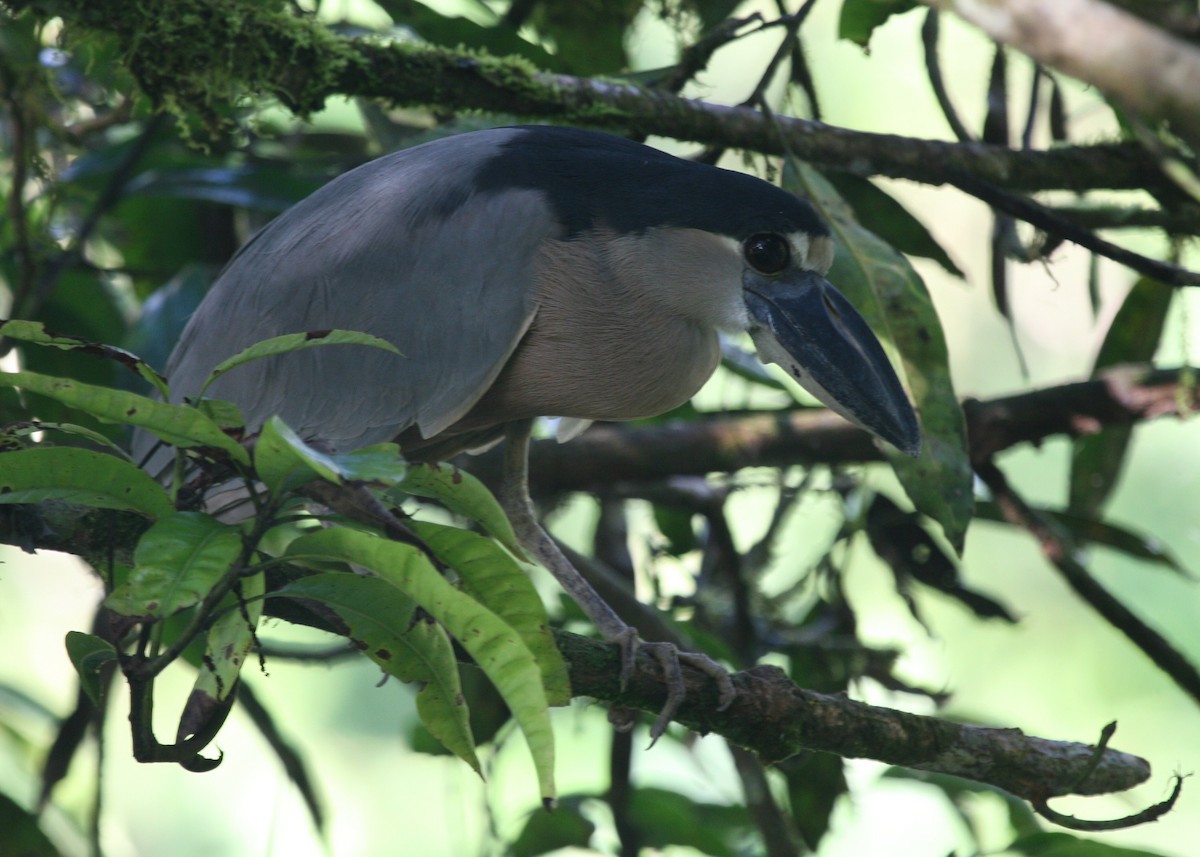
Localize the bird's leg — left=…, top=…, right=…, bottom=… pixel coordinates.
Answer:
left=501, top=420, right=735, bottom=739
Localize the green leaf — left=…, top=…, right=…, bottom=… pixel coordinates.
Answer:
left=1069, top=278, right=1174, bottom=515
left=254, top=416, right=344, bottom=495
left=785, top=161, right=973, bottom=551
left=0, top=318, right=168, bottom=399
left=410, top=520, right=570, bottom=706
left=191, top=570, right=265, bottom=704
left=0, top=370, right=249, bottom=465
left=275, top=572, right=478, bottom=774
left=509, top=796, right=595, bottom=857
left=1005, top=830, right=1172, bottom=856
left=838, top=0, right=918, bottom=47
left=200, top=330, right=402, bottom=396
left=255, top=419, right=408, bottom=496
left=0, top=447, right=174, bottom=518
left=64, top=631, right=118, bottom=707
left=627, top=786, right=749, bottom=857
left=397, top=462, right=525, bottom=559
left=105, top=512, right=242, bottom=619
left=825, top=173, right=964, bottom=277
left=0, top=792, right=62, bottom=857
left=284, top=527, right=556, bottom=800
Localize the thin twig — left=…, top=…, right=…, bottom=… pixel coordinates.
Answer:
left=976, top=460, right=1200, bottom=709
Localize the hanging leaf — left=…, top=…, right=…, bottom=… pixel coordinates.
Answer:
left=410, top=520, right=570, bottom=705
left=105, top=512, right=242, bottom=619
left=838, top=0, right=919, bottom=47
left=824, top=173, right=963, bottom=277
left=1069, top=278, right=1174, bottom=516
left=0, top=447, right=174, bottom=518
left=276, top=571, right=479, bottom=774
left=785, top=161, right=973, bottom=552
left=283, top=527, right=556, bottom=801
left=64, top=631, right=118, bottom=707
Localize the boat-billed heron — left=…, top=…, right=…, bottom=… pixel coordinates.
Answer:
left=139, top=126, right=920, bottom=731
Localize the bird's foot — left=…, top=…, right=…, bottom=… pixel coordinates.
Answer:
left=608, top=627, right=736, bottom=743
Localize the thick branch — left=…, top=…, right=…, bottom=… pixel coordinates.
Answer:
left=463, top=365, right=1200, bottom=493
left=921, top=0, right=1200, bottom=146
left=2, top=366, right=1194, bottom=558
left=556, top=630, right=1150, bottom=801
left=9, top=0, right=1173, bottom=195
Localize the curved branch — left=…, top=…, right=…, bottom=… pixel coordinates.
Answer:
left=556, top=630, right=1151, bottom=801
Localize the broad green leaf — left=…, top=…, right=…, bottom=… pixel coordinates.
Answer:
left=398, top=462, right=525, bottom=559
left=1, top=318, right=168, bottom=398
left=785, top=161, right=972, bottom=551
left=838, top=0, right=918, bottom=47
left=255, top=416, right=344, bottom=495
left=64, top=631, right=118, bottom=707
left=284, top=528, right=556, bottom=800
left=411, top=520, right=570, bottom=705
left=200, top=330, right=402, bottom=395
left=255, top=420, right=407, bottom=496
left=331, top=443, right=407, bottom=484
left=825, top=173, right=964, bottom=277
left=0, top=447, right=173, bottom=518
left=1005, top=830, right=1171, bottom=856
left=1, top=370, right=249, bottom=465
left=191, top=571, right=265, bottom=704
left=275, top=572, right=478, bottom=773
left=1069, top=278, right=1174, bottom=515
left=106, top=512, right=242, bottom=619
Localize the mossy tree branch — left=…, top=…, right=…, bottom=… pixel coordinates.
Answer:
left=4, top=0, right=1176, bottom=196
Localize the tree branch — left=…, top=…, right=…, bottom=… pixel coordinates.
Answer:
left=462, top=365, right=1200, bottom=493
left=920, top=0, right=1200, bottom=147
left=6, top=0, right=1176, bottom=196
left=556, top=630, right=1150, bottom=801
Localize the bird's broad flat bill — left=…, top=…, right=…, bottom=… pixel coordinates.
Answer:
left=743, top=269, right=922, bottom=457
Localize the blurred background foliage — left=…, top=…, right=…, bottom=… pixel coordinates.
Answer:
left=1, top=0, right=1199, bottom=856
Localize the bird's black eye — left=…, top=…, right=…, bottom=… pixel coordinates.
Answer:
left=742, top=233, right=791, bottom=275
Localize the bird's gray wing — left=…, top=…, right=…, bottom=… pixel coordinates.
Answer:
left=145, top=130, right=558, bottom=460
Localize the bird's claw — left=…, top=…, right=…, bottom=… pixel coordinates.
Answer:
left=610, top=630, right=736, bottom=744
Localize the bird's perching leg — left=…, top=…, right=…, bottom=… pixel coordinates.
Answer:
left=501, top=419, right=735, bottom=739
